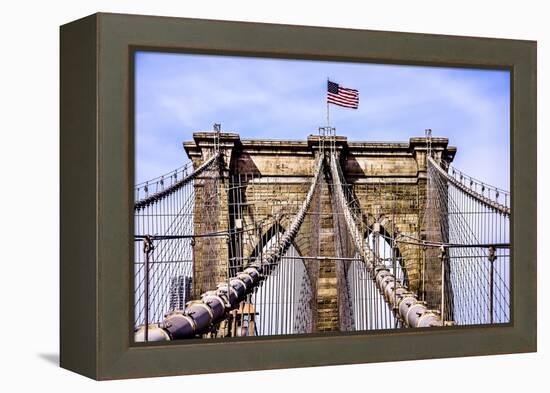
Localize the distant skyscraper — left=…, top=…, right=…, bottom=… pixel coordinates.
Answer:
left=169, top=276, right=192, bottom=311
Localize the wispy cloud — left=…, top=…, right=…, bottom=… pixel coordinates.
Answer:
left=135, top=52, right=510, bottom=190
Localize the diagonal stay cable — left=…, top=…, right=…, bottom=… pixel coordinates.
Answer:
left=329, top=152, right=444, bottom=328
left=139, top=154, right=325, bottom=340
left=134, top=151, right=221, bottom=210
left=428, top=156, right=510, bottom=216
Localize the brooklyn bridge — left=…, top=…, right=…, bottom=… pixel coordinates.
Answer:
left=133, top=127, right=510, bottom=342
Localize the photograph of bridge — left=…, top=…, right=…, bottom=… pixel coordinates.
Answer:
left=132, top=52, right=511, bottom=342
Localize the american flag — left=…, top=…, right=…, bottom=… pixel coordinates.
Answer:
left=327, top=80, right=359, bottom=109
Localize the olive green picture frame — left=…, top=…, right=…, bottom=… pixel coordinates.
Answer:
left=60, top=12, right=537, bottom=380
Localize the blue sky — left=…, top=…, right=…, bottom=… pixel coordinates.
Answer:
left=135, top=52, right=510, bottom=190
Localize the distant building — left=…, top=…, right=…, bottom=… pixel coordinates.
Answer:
left=169, top=276, right=192, bottom=311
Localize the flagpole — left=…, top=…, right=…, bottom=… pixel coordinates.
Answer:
left=327, top=101, right=330, bottom=128
left=326, top=77, right=330, bottom=127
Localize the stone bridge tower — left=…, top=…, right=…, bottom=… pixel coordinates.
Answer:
left=184, top=132, right=456, bottom=332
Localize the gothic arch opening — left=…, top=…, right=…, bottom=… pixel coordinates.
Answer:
left=365, top=224, right=409, bottom=287
left=345, top=226, right=410, bottom=331
left=238, top=228, right=313, bottom=337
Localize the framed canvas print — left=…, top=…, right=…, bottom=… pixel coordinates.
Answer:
left=60, top=13, right=537, bottom=380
